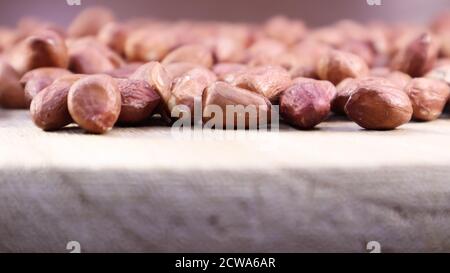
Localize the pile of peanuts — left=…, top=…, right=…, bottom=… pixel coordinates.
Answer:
left=1, top=7, right=450, bottom=134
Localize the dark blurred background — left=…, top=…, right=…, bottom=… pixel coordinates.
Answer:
left=0, top=0, right=448, bottom=27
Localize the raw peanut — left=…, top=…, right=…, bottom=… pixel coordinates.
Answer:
left=7, top=30, right=69, bottom=75
left=130, top=62, right=172, bottom=115
left=334, top=20, right=370, bottom=45
left=390, top=33, right=439, bottom=77
left=125, top=28, right=179, bottom=62
left=339, top=40, right=375, bottom=67
left=247, top=51, right=297, bottom=70
left=309, top=27, right=346, bottom=48
left=168, top=67, right=217, bottom=116
left=20, top=68, right=72, bottom=104
left=68, top=37, right=125, bottom=74
left=332, top=78, right=359, bottom=115
left=0, top=60, right=27, bottom=109
left=317, top=49, right=369, bottom=85
left=68, top=74, right=121, bottom=134
left=345, top=83, right=413, bottom=130
left=224, top=65, right=291, bottom=102
left=162, top=44, right=214, bottom=68
left=212, top=63, right=247, bottom=80
left=207, top=26, right=248, bottom=63
left=405, top=78, right=450, bottom=121
left=116, top=79, right=161, bottom=124
left=289, top=65, right=318, bottom=79
left=263, top=16, right=306, bottom=46
left=291, top=77, right=337, bottom=101
left=202, top=81, right=271, bottom=129
left=333, top=76, right=400, bottom=115
left=244, top=38, right=287, bottom=64
left=370, top=68, right=412, bottom=90
left=104, top=62, right=143, bottom=79
left=30, top=75, right=83, bottom=131
left=290, top=39, right=330, bottom=73
left=68, top=7, right=115, bottom=38
left=280, top=80, right=334, bottom=129
left=165, top=62, right=201, bottom=81
left=426, top=65, right=450, bottom=86
left=97, top=22, right=128, bottom=56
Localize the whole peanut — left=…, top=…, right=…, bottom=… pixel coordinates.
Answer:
left=116, top=79, right=161, bottom=124
left=125, top=28, right=179, bottom=62
left=68, top=74, right=121, bottom=134
left=0, top=60, right=27, bottom=108
left=225, top=65, right=291, bottom=103
left=30, top=74, right=83, bottom=131
left=280, top=79, right=336, bottom=129
left=390, top=33, right=439, bottom=77
left=165, top=62, right=201, bottom=81
left=130, top=62, right=173, bottom=116
left=68, top=37, right=125, bottom=74
left=7, top=30, right=69, bottom=75
left=317, top=49, right=369, bottom=85
left=332, top=77, right=400, bottom=115
left=263, top=16, right=306, bottom=46
left=332, top=78, right=358, bottom=115
left=104, top=62, right=144, bottom=79
left=20, top=68, right=72, bottom=104
left=203, top=81, right=271, bottom=129
left=370, top=68, right=412, bottom=90
left=162, top=44, right=214, bottom=68
left=291, top=77, right=337, bottom=101
left=168, top=67, right=217, bottom=116
left=68, top=7, right=115, bottom=38
left=345, top=83, right=413, bottom=130
left=405, top=78, right=450, bottom=121
left=97, top=22, right=128, bottom=56
left=212, top=63, right=247, bottom=80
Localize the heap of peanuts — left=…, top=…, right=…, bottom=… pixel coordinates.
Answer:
left=1, top=7, right=450, bottom=133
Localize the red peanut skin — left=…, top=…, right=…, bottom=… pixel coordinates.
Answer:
left=405, top=78, right=450, bottom=121
left=280, top=81, right=333, bottom=129
left=345, top=84, right=413, bottom=130
left=68, top=74, right=121, bottom=134
left=30, top=75, right=83, bottom=131
left=117, top=79, right=161, bottom=124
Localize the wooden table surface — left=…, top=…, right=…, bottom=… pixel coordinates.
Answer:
left=1, top=109, right=450, bottom=252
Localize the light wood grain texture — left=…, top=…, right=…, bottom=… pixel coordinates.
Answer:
left=1, top=109, right=450, bottom=252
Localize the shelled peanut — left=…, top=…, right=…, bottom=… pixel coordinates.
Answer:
left=0, top=7, right=449, bottom=134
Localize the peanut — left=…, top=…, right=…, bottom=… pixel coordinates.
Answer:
left=280, top=79, right=335, bottom=129
left=7, top=30, right=68, bottom=75
left=20, top=68, right=72, bottom=104
left=68, top=74, right=121, bottom=134
left=345, top=83, right=413, bottom=130
left=0, top=60, right=27, bottom=108
left=317, top=49, right=369, bottom=85
left=30, top=74, right=83, bottom=131
left=405, top=78, right=450, bottom=121
left=116, top=79, right=161, bottom=124
left=203, top=81, right=271, bottom=129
